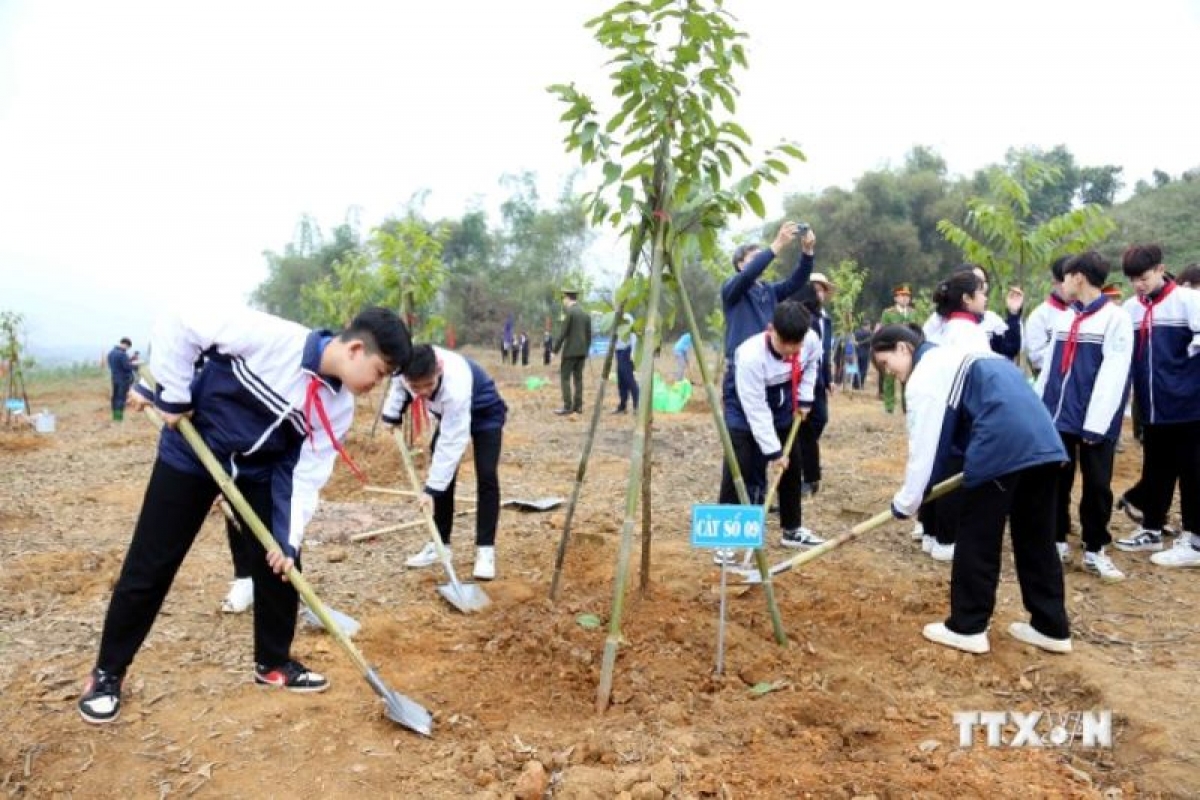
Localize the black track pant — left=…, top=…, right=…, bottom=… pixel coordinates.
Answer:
left=1137, top=420, right=1200, bottom=533
left=718, top=426, right=803, bottom=531
left=1054, top=432, right=1116, bottom=552
left=431, top=427, right=502, bottom=547
left=96, top=459, right=299, bottom=675
left=946, top=463, right=1069, bottom=640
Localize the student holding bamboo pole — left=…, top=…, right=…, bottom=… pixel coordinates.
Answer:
left=873, top=323, right=1071, bottom=656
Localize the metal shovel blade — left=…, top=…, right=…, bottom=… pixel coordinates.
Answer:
left=300, top=604, right=362, bottom=638
left=437, top=581, right=491, bottom=613
left=365, top=667, right=433, bottom=736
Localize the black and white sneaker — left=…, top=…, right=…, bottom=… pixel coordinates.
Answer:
left=781, top=527, right=825, bottom=548
left=78, top=668, right=123, bottom=724
left=1114, top=528, right=1163, bottom=552
left=254, top=660, right=330, bottom=693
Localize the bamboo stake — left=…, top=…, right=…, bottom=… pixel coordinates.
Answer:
left=549, top=219, right=651, bottom=602
left=597, top=197, right=667, bottom=713
left=638, top=396, right=654, bottom=594
left=350, top=507, right=477, bottom=543
left=364, top=485, right=478, bottom=504
left=670, top=255, right=788, bottom=645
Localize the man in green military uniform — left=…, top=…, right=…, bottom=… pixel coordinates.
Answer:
left=554, top=287, right=592, bottom=415
left=877, top=283, right=914, bottom=413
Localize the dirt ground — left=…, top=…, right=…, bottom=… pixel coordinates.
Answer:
left=1, top=354, right=1197, bottom=799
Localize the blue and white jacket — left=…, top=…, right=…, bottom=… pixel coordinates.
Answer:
left=1123, top=282, right=1200, bottom=425
left=724, top=330, right=820, bottom=460
left=984, top=309, right=1023, bottom=359
left=1024, top=293, right=1069, bottom=373
left=892, top=345, right=1066, bottom=517
left=381, top=347, right=507, bottom=496
left=922, top=312, right=991, bottom=353
left=1035, top=296, right=1132, bottom=441
left=721, top=249, right=814, bottom=359
left=135, top=305, right=354, bottom=558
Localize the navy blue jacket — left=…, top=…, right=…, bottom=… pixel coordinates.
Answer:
left=721, top=249, right=814, bottom=359
left=107, top=346, right=135, bottom=384
left=134, top=305, right=358, bottom=558
left=893, top=345, right=1066, bottom=516
left=1123, top=282, right=1200, bottom=425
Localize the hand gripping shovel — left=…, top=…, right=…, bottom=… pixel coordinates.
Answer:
left=739, top=473, right=964, bottom=585
left=214, top=501, right=360, bottom=638
left=739, top=414, right=804, bottom=570
left=138, top=381, right=432, bottom=735
left=392, top=429, right=490, bottom=613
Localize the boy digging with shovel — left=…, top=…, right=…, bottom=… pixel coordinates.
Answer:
left=383, top=344, right=507, bottom=581
left=716, top=301, right=824, bottom=565
left=78, top=304, right=411, bottom=724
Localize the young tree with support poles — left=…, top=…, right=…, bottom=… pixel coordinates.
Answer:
left=548, top=0, right=806, bottom=712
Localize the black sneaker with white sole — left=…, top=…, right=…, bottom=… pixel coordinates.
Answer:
left=254, top=660, right=330, bottom=693
left=781, top=527, right=825, bottom=548
left=1114, top=528, right=1163, bottom=552
left=78, top=668, right=123, bottom=724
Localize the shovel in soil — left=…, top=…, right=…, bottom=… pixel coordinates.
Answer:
left=738, top=473, right=964, bottom=585
left=138, top=383, right=432, bottom=735
left=214, top=497, right=363, bottom=636
left=392, top=429, right=490, bottom=613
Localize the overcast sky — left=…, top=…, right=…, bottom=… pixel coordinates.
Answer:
left=2, top=0, right=1197, bottom=361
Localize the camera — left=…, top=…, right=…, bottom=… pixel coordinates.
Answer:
left=794, top=222, right=810, bottom=238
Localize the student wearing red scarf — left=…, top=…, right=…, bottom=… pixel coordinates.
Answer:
left=1114, top=245, right=1200, bottom=566
left=1034, top=252, right=1133, bottom=581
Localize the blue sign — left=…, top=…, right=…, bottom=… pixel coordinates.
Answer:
left=690, top=504, right=765, bottom=549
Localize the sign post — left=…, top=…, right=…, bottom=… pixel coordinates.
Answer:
left=690, top=504, right=765, bottom=676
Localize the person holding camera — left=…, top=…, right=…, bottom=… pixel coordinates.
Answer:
left=721, top=221, right=815, bottom=363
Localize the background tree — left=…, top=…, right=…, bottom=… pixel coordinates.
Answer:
left=1106, top=176, right=1200, bottom=269
left=373, top=213, right=449, bottom=341
left=825, top=259, right=866, bottom=333
left=936, top=160, right=1115, bottom=299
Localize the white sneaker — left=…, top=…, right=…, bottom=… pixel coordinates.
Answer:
left=911, top=522, right=925, bottom=541
left=1056, top=542, right=1070, bottom=564
left=405, top=541, right=444, bottom=569
left=1008, top=622, right=1072, bottom=654
left=922, top=622, right=989, bottom=654
left=930, top=542, right=955, bottom=562
left=1150, top=534, right=1200, bottom=568
left=221, top=577, right=254, bottom=614
left=1083, top=549, right=1126, bottom=582
left=921, top=535, right=935, bottom=554
left=1114, top=528, right=1163, bottom=552
left=473, top=546, right=496, bottom=580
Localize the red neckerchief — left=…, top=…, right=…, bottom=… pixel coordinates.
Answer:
left=1060, top=297, right=1108, bottom=375
left=1137, top=281, right=1177, bottom=357
left=765, top=332, right=802, bottom=412
left=1047, top=292, right=1068, bottom=311
left=947, top=311, right=980, bottom=324
left=304, top=376, right=367, bottom=483
left=411, top=396, right=426, bottom=438
left=405, top=362, right=441, bottom=438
